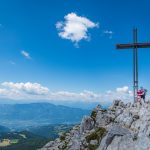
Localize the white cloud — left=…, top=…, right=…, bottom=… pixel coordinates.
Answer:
left=45, top=90, right=101, bottom=102
left=116, top=86, right=129, bottom=93
left=2, top=82, right=49, bottom=95
left=0, top=82, right=134, bottom=103
left=56, top=13, right=99, bottom=45
left=103, top=30, right=114, bottom=39
left=103, top=86, right=133, bottom=103
left=21, top=50, right=31, bottom=59
left=0, top=88, right=8, bottom=95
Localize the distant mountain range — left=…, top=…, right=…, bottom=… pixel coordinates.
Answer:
left=0, top=103, right=90, bottom=129
left=0, top=125, right=10, bottom=133
left=0, top=99, right=111, bottom=110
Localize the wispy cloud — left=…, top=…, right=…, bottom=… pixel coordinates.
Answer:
left=103, top=30, right=114, bottom=39
left=0, top=82, right=133, bottom=103
left=21, top=50, right=31, bottom=59
left=9, top=61, right=16, bottom=65
left=56, top=12, right=99, bottom=47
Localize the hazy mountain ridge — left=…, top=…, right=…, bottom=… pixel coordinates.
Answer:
left=0, top=103, right=90, bottom=129
left=0, top=99, right=111, bottom=110
left=0, top=125, right=10, bottom=133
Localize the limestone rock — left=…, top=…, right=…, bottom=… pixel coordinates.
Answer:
left=98, top=125, right=132, bottom=150
left=80, top=116, right=94, bottom=133
left=39, top=100, right=150, bottom=150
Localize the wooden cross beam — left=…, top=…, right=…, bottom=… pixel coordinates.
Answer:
left=116, top=29, right=150, bottom=102
left=117, top=43, right=150, bottom=49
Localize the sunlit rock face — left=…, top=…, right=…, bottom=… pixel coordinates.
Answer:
left=39, top=100, right=150, bottom=150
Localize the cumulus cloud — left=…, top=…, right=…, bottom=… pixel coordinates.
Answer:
left=21, top=50, right=31, bottom=59
left=2, top=82, right=49, bottom=95
left=116, top=86, right=129, bottom=93
left=104, top=86, right=133, bottom=103
left=56, top=13, right=99, bottom=46
left=0, top=82, right=134, bottom=103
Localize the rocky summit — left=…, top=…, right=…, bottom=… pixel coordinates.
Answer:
left=40, top=100, right=150, bottom=150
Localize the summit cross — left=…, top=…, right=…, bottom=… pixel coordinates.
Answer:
left=116, top=29, right=150, bottom=102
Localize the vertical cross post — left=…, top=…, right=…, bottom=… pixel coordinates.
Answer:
left=133, top=28, right=138, bottom=102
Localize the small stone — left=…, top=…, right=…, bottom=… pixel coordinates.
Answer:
left=90, top=139, right=98, bottom=145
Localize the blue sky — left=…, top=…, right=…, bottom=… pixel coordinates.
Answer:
left=0, top=0, right=150, bottom=102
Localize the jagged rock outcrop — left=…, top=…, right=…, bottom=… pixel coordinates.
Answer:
left=39, top=100, right=150, bottom=150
